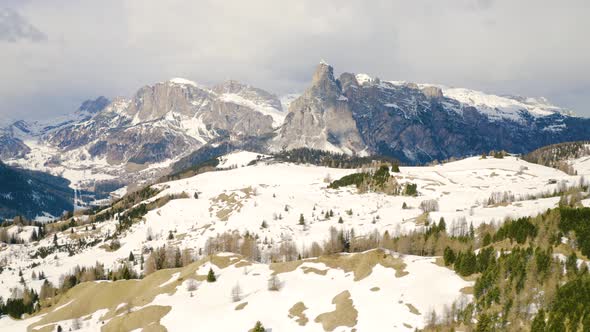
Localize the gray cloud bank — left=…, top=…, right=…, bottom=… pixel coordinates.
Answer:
left=1, top=0, right=589, bottom=121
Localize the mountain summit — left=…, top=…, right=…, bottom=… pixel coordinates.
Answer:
left=276, top=63, right=367, bottom=155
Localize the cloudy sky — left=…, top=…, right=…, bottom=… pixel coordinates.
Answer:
left=1, top=0, right=589, bottom=120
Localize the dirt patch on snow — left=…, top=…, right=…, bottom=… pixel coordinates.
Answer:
left=235, top=302, right=248, bottom=311
left=270, top=249, right=407, bottom=281
left=405, top=303, right=421, bottom=315
left=288, top=302, right=309, bottom=326
left=314, top=291, right=357, bottom=331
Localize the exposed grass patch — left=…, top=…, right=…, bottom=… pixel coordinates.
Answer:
left=26, top=254, right=242, bottom=331
left=270, top=249, right=407, bottom=281
left=412, top=212, right=430, bottom=226
left=210, top=187, right=254, bottom=221
left=460, top=286, right=474, bottom=295
left=235, top=302, right=248, bottom=311
left=102, top=305, right=170, bottom=332
left=405, top=303, right=421, bottom=315
left=301, top=266, right=328, bottom=276
left=314, top=291, right=357, bottom=331
left=288, top=302, right=309, bottom=326
left=370, top=287, right=380, bottom=292
left=235, top=260, right=253, bottom=268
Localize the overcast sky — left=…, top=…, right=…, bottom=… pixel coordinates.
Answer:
left=1, top=0, right=589, bottom=121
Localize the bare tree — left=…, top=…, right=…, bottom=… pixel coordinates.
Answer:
left=268, top=274, right=281, bottom=291
left=231, top=283, right=242, bottom=302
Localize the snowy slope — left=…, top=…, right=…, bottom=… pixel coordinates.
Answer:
left=0, top=151, right=588, bottom=331
left=0, top=250, right=470, bottom=332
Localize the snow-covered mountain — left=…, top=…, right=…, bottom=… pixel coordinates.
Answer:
left=275, top=62, right=590, bottom=163
left=1, top=62, right=589, bottom=196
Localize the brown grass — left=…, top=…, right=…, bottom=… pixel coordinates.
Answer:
left=271, top=249, right=407, bottom=281
left=301, top=266, right=328, bottom=276
left=210, top=187, right=254, bottom=221
left=405, top=303, right=421, bottom=315
left=288, top=302, right=309, bottom=326
left=460, top=286, right=474, bottom=295
left=235, top=302, right=248, bottom=311
left=314, top=291, right=357, bottom=331
left=102, top=305, right=170, bottom=332
left=26, top=254, right=244, bottom=332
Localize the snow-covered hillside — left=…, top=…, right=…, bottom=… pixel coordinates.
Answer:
left=0, top=151, right=588, bottom=331
left=0, top=250, right=470, bottom=332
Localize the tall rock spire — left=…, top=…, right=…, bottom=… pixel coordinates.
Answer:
left=275, top=63, right=367, bottom=155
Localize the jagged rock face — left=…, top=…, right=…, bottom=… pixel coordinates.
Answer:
left=421, top=86, right=443, bottom=99
left=342, top=78, right=590, bottom=163
left=92, top=125, right=199, bottom=164
left=47, top=99, right=132, bottom=150
left=125, top=82, right=212, bottom=122
left=212, top=80, right=283, bottom=111
left=203, top=100, right=274, bottom=137
left=41, top=79, right=282, bottom=165
left=276, top=63, right=367, bottom=154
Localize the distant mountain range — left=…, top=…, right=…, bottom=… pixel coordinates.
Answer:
left=1, top=62, right=589, bottom=196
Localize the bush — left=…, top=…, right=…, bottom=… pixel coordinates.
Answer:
left=403, top=183, right=417, bottom=196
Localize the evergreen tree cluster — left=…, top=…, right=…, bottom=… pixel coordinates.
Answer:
left=493, top=217, right=537, bottom=244
left=273, top=148, right=399, bottom=169
left=559, top=207, right=590, bottom=257
left=0, top=288, right=38, bottom=319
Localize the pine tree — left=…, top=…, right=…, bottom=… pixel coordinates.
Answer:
left=338, top=217, right=344, bottom=224
left=531, top=309, right=546, bottom=331
left=194, top=192, right=199, bottom=199
left=443, top=247, right=456, bottom=266
left=174, top=247, right=182, bottom=268
left=128, top=251, right=135, bottom=262
left=252, top=321, right=265, bottom=332
left=438, top=217, right=446, bottom=232
left=298, top=214, right=305, bottom=225
left=207, top=268, right=216, bottom=282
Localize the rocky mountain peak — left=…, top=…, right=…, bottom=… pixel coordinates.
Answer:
left=338, top=72, right=360, bottom=91
left=275, top=63, right=367, bottom=155
left=309, top=62, right=341, bottom=100
left=421, top=86, right=443, bottom=99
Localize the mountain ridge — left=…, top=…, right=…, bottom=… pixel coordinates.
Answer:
left=1, top=62, right=589, bottom=194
